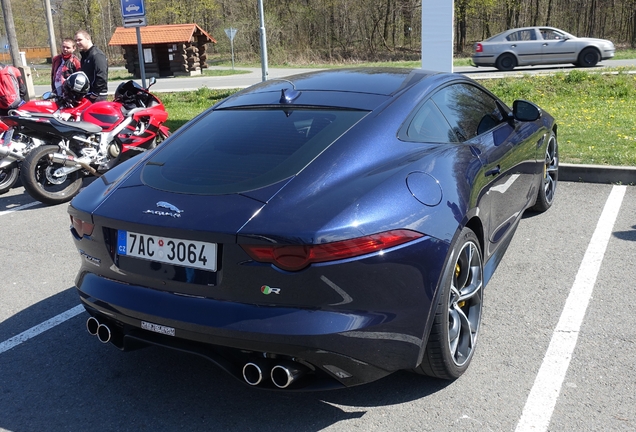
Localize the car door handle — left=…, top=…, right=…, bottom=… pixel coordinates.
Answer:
left=485, top=165, right=501, bottom=177
left=543, top=43, right=549, bottom=46
left=511, top=44, right=517, bottom=48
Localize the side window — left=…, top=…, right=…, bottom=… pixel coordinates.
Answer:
left=507, top=30, right=536, bottom=41
left=540, top=29, right=563, bottom=40
left=407, top=100, right=458, bottom=143
left=506, top=31, right=520, bottom=41
left=431, top=83, right=504, bottom=141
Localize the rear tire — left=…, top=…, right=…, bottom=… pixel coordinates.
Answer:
left=577, top=48, right=600, bottom=67
left=415, top=227, right=484, bottom=379
left=495, top=53, right=517, bottom=71
left=0, top=165, right=19, bottom=194
left=20, top=145, right=83, bottom=206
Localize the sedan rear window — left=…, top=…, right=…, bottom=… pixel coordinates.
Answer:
left=142, top=108, right=367, bottom=195
left=506, top=30, right=537, bottom=41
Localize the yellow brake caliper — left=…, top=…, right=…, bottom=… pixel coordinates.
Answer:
left=455, top=263, right=465, bottom=308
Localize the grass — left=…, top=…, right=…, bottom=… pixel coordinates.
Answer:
left=614, top=48, right=636, bottom=60
left=160, top=88, right=239, bottom=131
left=480, top=70, right=636, bottom=166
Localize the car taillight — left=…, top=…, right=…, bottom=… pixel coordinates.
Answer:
left=241, top=229, right=423, bottom=271
left=70, top=215, right=94, bottom=238
left=475, top=43, right=483, bottom=53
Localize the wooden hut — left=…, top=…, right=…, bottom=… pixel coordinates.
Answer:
left=109, top=24, right=217, bottom=78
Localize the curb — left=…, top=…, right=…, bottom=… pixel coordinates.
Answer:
left=560, top=163, right=636, bottom=185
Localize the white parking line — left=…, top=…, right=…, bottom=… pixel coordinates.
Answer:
left=0, top=305, right=84, bottom=354
left=0, top=201, right=40, bottom=216
left=515, top=185, right=627, bottom=432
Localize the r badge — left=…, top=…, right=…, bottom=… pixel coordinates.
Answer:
left=261, top=285, right=281, bottom=295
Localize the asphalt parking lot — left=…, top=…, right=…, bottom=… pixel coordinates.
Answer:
left=0, top=179, right=635, bottom=432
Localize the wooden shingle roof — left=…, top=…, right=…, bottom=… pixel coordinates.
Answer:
left=109, top=23, right=217, bottom=46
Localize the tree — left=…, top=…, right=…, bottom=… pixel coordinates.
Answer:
left=2, top=0, right=634, bottom=64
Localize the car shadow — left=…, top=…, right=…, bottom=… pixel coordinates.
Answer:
left=0, top=184, right=35, bottom=208
left=521, top=208, right=547, bottom=219
left=0, top=176, right=98, bottom=209
left=0, top=289, right=452, bottom=432
left=613, top=224, right=636, bottom=242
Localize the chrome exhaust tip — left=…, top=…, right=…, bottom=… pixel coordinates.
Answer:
left=96, top=324, right=111, bottom=344
left=271, top=362, right=306, bottom=389
left=49, top=152, right=99, bottom=176
left=49, top=152, right=79, bottom=168
left=86, top=317, right=100, bottom=336
left=0, top=146, right=23, bottom=161
left=243, top=361, right=269, bottom=386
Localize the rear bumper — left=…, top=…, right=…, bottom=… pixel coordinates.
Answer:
left=472, top=55, right=495, bottom=67
left=77, top=270, right=434, bottom=389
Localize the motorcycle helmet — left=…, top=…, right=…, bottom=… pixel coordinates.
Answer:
left=63, top=71, right=90, bottom=103
left=114, top=80, right=145, bottom=109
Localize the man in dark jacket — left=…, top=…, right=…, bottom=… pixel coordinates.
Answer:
left=74, top=30, right=108, bottom=102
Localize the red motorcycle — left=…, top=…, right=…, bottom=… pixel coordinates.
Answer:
left=0, top=91, right=91, bottom=194
left=4, top=75, right=169, bottom=205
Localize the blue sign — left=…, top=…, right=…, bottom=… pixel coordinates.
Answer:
left=121, top=0, right=145, bottom=18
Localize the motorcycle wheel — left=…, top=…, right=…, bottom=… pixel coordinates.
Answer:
left=20, top=145, right=83, bottom=206
left=0, top=164, right=19, bottom=195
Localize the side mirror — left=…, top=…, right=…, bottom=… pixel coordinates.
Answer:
left=513, top=100, right=542, bottom=122
left=42, top=91, right=54, bottom=100
left=147, top=76, right=156, bottom=89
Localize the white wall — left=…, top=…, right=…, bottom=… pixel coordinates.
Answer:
left=421, top=1, right=454, bottom=72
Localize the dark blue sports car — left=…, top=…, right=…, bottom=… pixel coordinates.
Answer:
left=68, top=68, right=558, bottom=390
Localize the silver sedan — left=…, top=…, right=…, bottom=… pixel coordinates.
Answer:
left=472, top=26, right=615, bottom=71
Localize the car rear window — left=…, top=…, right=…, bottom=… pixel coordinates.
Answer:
left=506, top=30, right=537, bottom=41
left=141, top=108, right=368, bottom=195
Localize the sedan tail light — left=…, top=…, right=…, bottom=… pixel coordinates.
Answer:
left=241, top=229, right=423, bottom=272
left=70, top=215, right=95, bottom=238
left=475, top=43, right=483, bottom=53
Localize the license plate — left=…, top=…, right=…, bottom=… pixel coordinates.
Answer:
left=141, top=321, right=175, bottom=336
left=117, top=230, right=217, bottom=271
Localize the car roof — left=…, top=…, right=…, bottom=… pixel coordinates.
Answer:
left=486, top=26, right=574, bottom=40
left=216, top=68, right=445, bottom=111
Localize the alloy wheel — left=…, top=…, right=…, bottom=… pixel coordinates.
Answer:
left=447, top=240, right=483, bottom=367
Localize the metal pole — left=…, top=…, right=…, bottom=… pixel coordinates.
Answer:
left=43, top=0, right=58, bottom=58
left=230, top=38, right=235, bottom=70
left=136, top=26, right=146, bottom=88
left=257, top=0, right=268, bottom=82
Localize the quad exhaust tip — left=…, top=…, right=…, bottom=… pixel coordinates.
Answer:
left=243, top=360, right=307, bottom=388
left=271, top=362, right=305, bottom=389
left=243, top=361, right=268, bottom=386
left=88, top=318, right=310, bottom=387
left=86, top=316, right=99, bottom=336
left=97, top=324, right=111, bottom=343
left=86, top=317, right=111, bottom=344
